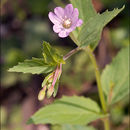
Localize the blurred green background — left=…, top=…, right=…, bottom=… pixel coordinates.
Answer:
left=0, top=0, right=129, bottom=130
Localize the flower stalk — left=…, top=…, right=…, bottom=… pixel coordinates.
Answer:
left=63, top=47, right=81, bottom=60
left=85, top=46, right=110, bottom=130
left=85, top=46, right=107, bottom=112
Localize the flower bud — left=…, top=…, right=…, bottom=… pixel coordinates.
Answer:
left=47, top=86, right=54, bottom=98
left=38, top=86, right=46, bottom=101
left=48, top=76, right=53, bottom=84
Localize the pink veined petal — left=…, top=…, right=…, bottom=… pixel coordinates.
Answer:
left=54, top=7, right=65, bottom=20
left=58, top=30, right=69, bottom=38
left=66, top=25, right=76, bottom=33
left=64, top=4, right=73, bottom=18
left=71, top=8, right=79, bottom=24
left=48, top=12, right=61, bottom=25
left=76, top=19, right=83, bottom=27
left=53, top=25, right=62, bottom=33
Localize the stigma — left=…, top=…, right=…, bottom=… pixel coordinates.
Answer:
left=62, top=19, right=72, bottom=29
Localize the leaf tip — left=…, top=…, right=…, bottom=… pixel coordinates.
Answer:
left=26, top=117, right=34, bottom=124
left=42, top=41, right=49, bottom=46
left=8, top=68, right=13, bottom=72
left=118, top=5, right=125, bottom=11
left=122, top=5, right=125, bottom=9
left=117, top=5, right=125, bottom=12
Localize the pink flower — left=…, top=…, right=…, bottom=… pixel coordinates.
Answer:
left=48, top=4, right=83, bottom=38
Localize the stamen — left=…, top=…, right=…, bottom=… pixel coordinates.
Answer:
left=63, top=19, right=72, bottom=29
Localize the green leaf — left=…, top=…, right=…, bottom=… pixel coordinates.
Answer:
left=70, top=0, right=96, bottom=22
left=101, top=47, right=129, bottom=105
left=8, top=57, right=56, bottom=74
left=78, top=6, right=124, bottom=49
left=42, top=41, right=65, bottom=65
left=27, top=96, right=105, bottom=125
left=62, top=125, right=96, bottom=130
left=70, top=0, right=96, bottom=44
left=51, top=124, right=96, bottom=130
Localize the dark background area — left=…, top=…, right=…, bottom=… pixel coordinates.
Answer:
left=0, top=0, right=129, bottom=130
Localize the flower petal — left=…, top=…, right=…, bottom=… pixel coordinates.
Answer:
left=53, top=25, right=62, bottom=33
left=76, top=19, right=83, bottom=27
left=58, top=30, right=69, bottom=38
left=64, top=4, right=73, bottom=18
left=48, top=12, right=61, bottom=25
left=54, top=7, right=64, bottom=19
left=71, top=8, right=79, bottom=24
left=66, top=25, right=76, bottom=33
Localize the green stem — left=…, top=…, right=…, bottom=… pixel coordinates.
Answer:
left=86, top=46, right=107, bottom=112
left=85, top=46, right=110, bottom=130
left=63, top=47, right=81, bottom=61
left=104, top=119, right=110, bottom=130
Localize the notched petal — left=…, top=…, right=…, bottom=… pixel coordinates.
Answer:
left=71, top=8, right=79, bottom=24
left=53, top=25, right=62, bottom=33
left=54, top=7, right=64, bottom=19
left=76, top=19, right=83, bottom=27
left=58, top=31, right=69, bottom=38
left=64, top=4, right=73, bottom=18
left=48, top=12, right=61, bottom=25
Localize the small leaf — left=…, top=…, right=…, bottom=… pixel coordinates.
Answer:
left=78, top=6, right=124, bottom=49
left=101, top=47, right=129, bottom=105
left=8, top=57, right=56, bottom=74
left=27, top=96, right=105, bottom=125
left=42, top=41, right=65, bottom=65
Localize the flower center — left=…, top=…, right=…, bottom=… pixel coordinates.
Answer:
left=62, top=19, right=72, bottom=29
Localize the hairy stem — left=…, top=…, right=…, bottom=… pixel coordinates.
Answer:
left=63, top=47, right=81, bottom=60
left=86, top=46, right=110, bottom=130
left=86, top=46, right=107, bottom=112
